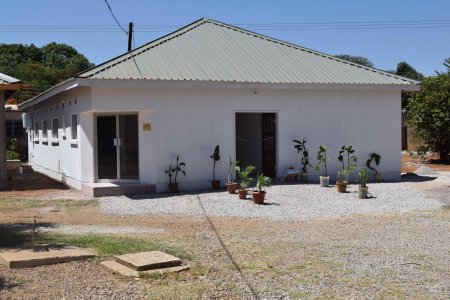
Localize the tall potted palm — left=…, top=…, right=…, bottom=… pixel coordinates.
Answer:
left=210, top=145, right=221, bottom=190
left=293, top=138, right=312, bottom=182
left=226, top=156, right=240, bottom=194
left=315, top=145, right=329, bottom=187
left=237, top=165, right=255, bottom=200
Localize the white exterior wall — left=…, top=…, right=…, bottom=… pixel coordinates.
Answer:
left=26, top=84, right=401, bottom=192
left=90, top=86, right=401, bottom=192
left=27, top=88, right=91, bottom=189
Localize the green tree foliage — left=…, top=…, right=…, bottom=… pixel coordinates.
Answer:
left=335, top=54, right=374, bottom=68
left=0, top=43, right=94, bottom=102
left=6, top=138, right=21, bottom=160
left=396, top=62, right=424, bottom=81
left=444, top=57, right=450, bottom=70
left=407, top=70, right=450, bottom=163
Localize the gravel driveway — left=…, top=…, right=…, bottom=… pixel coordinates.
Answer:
left=100, top=180, right=445, bottom=220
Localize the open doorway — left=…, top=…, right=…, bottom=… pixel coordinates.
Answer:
left=235, top=113, right=276, bottom=177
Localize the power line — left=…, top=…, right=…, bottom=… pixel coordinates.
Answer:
left=102, top=0, right=127, bottom=34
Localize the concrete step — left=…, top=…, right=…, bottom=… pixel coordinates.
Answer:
left=81, top=183, right=156, bottom=197
left=101, top=260, right=189, bottom=277
left=0, top=245, right=96, bottom=269
left=114, top=251, right=182, bottom=271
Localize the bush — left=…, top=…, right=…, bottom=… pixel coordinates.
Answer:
left=6, top=138, right=21, bottom=160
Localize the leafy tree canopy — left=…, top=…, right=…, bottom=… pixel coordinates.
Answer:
left=407, top=66, right=450, bottom=163
left=335, top=54, right=374, bottom=68
left=396, top=61, right=424, bottom=81
left=0, top=42, right=94, bottom=102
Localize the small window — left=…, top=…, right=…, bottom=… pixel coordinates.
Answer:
left=61, top=115, right=66, bottom=138
left=5, top=121, right=23, bottom=138
left=52, top=118, right=59, bottom=139
left=71, top=114, right=78, bottom=140
left=42, top=120, right=48, bottom=139
left=34, top=122, right=40, bottom=140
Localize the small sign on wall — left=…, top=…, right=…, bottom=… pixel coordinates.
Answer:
left=143, top=123, right=151, bottom=131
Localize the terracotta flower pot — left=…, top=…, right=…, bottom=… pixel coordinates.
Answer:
left=252, top=191, right=266, bottom=204
left=238, top=189, right=247, bottom=199
left=300, top=172, right=309, bottom=182
left=211, top=180, right=221, bottom=190
left=168, top=183, right=179, bottom=193
left=336, top=181, right=347, bottom=193
left=226, top=182, right=237, bottom=194
left=358, top=186, right=369, bottom=199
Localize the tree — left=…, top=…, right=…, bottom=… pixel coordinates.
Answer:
left=407, top=69, right=450, bottom=163
left=396, top=62, right=424, bottom=81
left=444, top=57, right=450, bottom=70
left=335, top=54, right=374, bottom=68
left=0, top=43, right=94, bottom=102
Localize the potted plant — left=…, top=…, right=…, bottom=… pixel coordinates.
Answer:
left=237, top=165, right=255, bottom=199
left=337, top=145, right=357, bottom=182
left=357, top=168, right=369, bottom=199
left=315, top=145, right=329, bottom=187
left=252, top=173, right=271, bottom=204
left=164, top=154, right=186, bottom=193
left=336, top=169, right=348, bottom=193
left=226, top=156, right=240, bottom=194
left=366, top=153, right=382, bottom=183
left=210, top=145, right=221, bottom=190
left=293, top=138, right=312, bottom=182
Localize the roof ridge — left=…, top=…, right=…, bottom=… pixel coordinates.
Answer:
left=201, top=18, right=419, bottom=84
left=77, top=18, right=209, bottom=78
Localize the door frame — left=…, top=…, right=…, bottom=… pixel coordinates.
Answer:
left=234, top=111, right=278, bottom=178
left=94, top=112, right=140, bottom=183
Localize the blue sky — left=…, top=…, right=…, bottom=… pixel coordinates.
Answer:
left=1, top=0, right=449, bottom=75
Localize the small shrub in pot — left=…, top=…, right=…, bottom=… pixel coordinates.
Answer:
left=315, top=145, right=329, bottom=187
left=357, top=169, right=369, bottom=199
left=252, top=173, right=271, bottom=204
left=366, top=153, right=382, bottom=183
left=164, top=154, right=186, bottom=193
left=237, top=165, right=255, bottom=199
left=210, top=145, right=221, bottom=190
left=293, top=138, right=312, bottom=182
left=226, top=156, right=240, bottom=194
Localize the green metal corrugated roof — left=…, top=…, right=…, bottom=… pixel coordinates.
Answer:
left=78, top=18, right=419, bottom=86
left=0, top=73, right=20, bottom=85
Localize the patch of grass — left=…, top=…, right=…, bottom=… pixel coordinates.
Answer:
left=0, top=232, right=190, bottom=259
left=147, top=281, right=211, bottom=300
left=0, top=197, right=98, bottom=211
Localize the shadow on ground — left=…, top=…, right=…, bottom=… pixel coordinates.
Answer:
left=0, top=222, right=56, bottom=248
left=401, top=173, right=437, bottom=182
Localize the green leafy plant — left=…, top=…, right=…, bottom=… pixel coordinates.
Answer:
left=254, top=173, right=271, bottom=193
left=164, top=155, right=186, bottom=184
left=338, top=145, right=357, bottom=178
left=315, top=145, right=329, bottom=177
left=357, top=169, right=369, bottom=187
left=336, top=169, right=349, bottom=183
left=6, top=138, right=21, bottom=160
left=293, top=138, right=312, bottom=173
left=238, top=165, right=256, bottom=189
left=210, top=145, right=220, bottom=181
left=227, top=156, right=240, bottom=183
left=365, top=153, right=381, bottom=175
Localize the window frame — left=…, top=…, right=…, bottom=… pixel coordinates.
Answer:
left=52, top=117, right=59, bottom=142
left=42, top=119, right=48, bottom=141
left=71, top=114, right=78, bottom=143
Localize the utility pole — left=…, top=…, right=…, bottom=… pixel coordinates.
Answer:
left=128, top=22, right=133, bottom=51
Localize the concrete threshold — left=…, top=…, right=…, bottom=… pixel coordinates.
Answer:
left=81, top=182, right=156, bottom=197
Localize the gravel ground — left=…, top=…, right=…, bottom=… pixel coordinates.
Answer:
left=100, top=181, right=444, bottom=220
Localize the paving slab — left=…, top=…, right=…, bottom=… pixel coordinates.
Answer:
left=101, top=260, right=189, bottom=277
left=0, top=245, right=96, bottom=269
left=115, top=251, right=182, bottom=271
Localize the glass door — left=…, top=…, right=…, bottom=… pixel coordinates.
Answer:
left=97, top=116, right=117, bottom=180
left=96, top=114, right=139, bottom=182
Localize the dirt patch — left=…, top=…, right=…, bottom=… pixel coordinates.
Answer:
left=402, top=152, right=450, bottom=173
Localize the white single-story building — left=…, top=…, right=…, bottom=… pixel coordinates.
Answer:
left=19, top=18, right=420, bottom=196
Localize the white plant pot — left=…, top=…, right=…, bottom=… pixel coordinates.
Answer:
left=358, top=186, right=369, bottom=199
left=319, top=176, right=329, bottom=187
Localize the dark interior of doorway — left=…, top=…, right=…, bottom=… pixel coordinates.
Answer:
left=235, top=113, right=276, bottom=178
